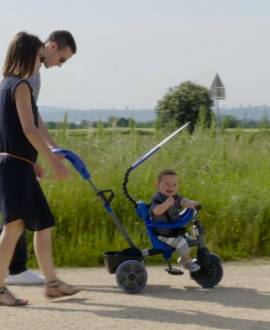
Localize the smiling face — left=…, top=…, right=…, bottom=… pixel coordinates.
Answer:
left=43, top=42, right=73, bottom=68
left=156, top=174, right=179, bottom=197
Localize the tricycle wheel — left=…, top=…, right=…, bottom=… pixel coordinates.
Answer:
left=116, top=260, right=147, bottom=293
left=194, top=262, right=223, bottom=288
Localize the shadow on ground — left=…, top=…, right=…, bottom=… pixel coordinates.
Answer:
left=81, top=283, right=270, bottom=310
left=27, top=298, right=270, bottom=330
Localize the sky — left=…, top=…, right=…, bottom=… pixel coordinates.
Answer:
left=1, top=0, right=270, bottom=110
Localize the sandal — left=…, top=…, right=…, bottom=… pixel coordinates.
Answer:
left=0, top=287, right=28, bottom=307
left=46, top=279, right=81, bottom=299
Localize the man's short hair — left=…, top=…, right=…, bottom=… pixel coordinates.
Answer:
left=157, top=169, right=178, bottom=182
left=45, top=30, right=77, bottom=54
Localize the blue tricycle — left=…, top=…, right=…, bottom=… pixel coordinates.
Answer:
left=53, top=123, right=223, bottom=294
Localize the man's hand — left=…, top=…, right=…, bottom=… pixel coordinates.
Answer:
left=34, top=162, right=45, bottom=181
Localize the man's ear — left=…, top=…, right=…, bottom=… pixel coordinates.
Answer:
left=156, top=182, right=160, bottom=190
left=48, top=42, right=58, bottom=50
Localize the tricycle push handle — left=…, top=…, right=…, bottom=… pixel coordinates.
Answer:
left=52, top=149, right=91, bottom=180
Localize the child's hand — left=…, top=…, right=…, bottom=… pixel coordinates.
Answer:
left=189, top=200, right=201, bottom=210
left=166, top=197, right=175, bottom=206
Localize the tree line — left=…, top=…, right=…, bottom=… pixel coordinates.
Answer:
left=44, top=81, right=265, bottom=131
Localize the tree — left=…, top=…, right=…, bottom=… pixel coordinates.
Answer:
left=155, top=81, right=214, bottom=133
left=68, top=122, right=77, bottom=129
left=223, top=115, right=239, bottom=128
left=45, top=121, right=58, bottom=129
left=117, top=117, right=129, bottom=127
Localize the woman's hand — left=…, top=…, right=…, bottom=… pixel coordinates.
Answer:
left=48, top=157, right=69, bottom=181
left=49, top=143, right=66, bottom=161
left=34, top=162, right=45, bottom=181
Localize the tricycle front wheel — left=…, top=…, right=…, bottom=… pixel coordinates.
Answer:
left=194, top=262, right=223, bottom=288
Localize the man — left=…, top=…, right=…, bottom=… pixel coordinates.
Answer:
left=1, top=30, right=77, bottom=285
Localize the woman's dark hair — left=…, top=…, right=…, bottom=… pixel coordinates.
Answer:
left=3, top=32, right=44, bottom=79
left=45, top=30, right=77, bottom=54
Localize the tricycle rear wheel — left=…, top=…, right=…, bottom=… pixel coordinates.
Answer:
left=116, top=260, right=148, bottom=293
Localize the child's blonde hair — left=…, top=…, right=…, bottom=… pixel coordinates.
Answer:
left=157, top=169, right=178, bottom=182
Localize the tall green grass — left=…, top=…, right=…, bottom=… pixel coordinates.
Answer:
left=22, top=127, right=270, bottom=266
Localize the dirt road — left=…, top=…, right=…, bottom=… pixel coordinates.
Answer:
left=1, top=260, right=269, bottom=330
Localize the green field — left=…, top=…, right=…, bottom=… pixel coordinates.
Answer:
left=18, top=126, right=270, bottom=266
left=48, top=127, right=155, bottom=137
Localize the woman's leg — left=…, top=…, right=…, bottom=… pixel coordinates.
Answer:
left=0, top=219, right=28, bottom=305
left=34, top=227, right=56, bottom=282
left=34, top=227, right=81, bottom=296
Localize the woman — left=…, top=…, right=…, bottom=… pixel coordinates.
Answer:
left=0, top=32, right=81, bottom=306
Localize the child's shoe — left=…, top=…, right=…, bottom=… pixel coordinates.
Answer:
left=187, top=262, right=201, bottom=272
left=177, top=257, right=200, bottom=272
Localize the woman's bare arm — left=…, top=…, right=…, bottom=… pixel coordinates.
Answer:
left=14, top=82, right=68, bottom=180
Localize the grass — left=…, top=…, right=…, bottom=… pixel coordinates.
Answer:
left=3, top=125, right=270, bottom=267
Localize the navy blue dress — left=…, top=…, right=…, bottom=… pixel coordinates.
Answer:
left=0, top=76, right=55, bottom=231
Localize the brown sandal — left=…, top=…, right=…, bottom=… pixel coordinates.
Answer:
left=46, top=279, right=81, bottom=299
left=0, top=287, right=28, bottom=306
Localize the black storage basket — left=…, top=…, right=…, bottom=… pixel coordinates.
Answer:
left=103, top=251, right=143, bottom=274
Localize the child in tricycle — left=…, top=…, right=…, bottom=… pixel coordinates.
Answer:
left=150, top=169, right=201, bottom=272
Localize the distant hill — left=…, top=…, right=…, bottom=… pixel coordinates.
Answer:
left=38, top=105, right=270, bottom=123
left=219, top=106, right=270, bottom=121
left=38, top=106, right=156, bottom=123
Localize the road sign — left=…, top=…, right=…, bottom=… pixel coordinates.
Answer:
left=210, top=74, right=225, bottom=99
left=210, top=74, right=226, bottom=126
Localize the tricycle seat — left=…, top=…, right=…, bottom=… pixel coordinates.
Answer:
left=136, top=201, right=194, bottom=260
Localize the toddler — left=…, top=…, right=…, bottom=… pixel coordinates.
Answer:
left=150, top=169, right=201, bottom=272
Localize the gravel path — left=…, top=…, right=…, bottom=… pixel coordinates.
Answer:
left=1, top=260, right=270, bottom=330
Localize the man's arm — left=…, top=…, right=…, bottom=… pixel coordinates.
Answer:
left=38, top=113, right=58, bottom=148
left=38, top=113, right=65, bottom=160
left=33, top=70, right=64, bottom=159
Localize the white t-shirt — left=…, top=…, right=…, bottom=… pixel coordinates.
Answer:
left=27, top=69, right=41, bottom=103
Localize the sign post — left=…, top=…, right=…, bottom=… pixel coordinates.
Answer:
left=210, top=74, right=225, bottom=127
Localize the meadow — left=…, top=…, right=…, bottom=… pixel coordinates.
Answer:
left=21, top=125, right=270, bottom=267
